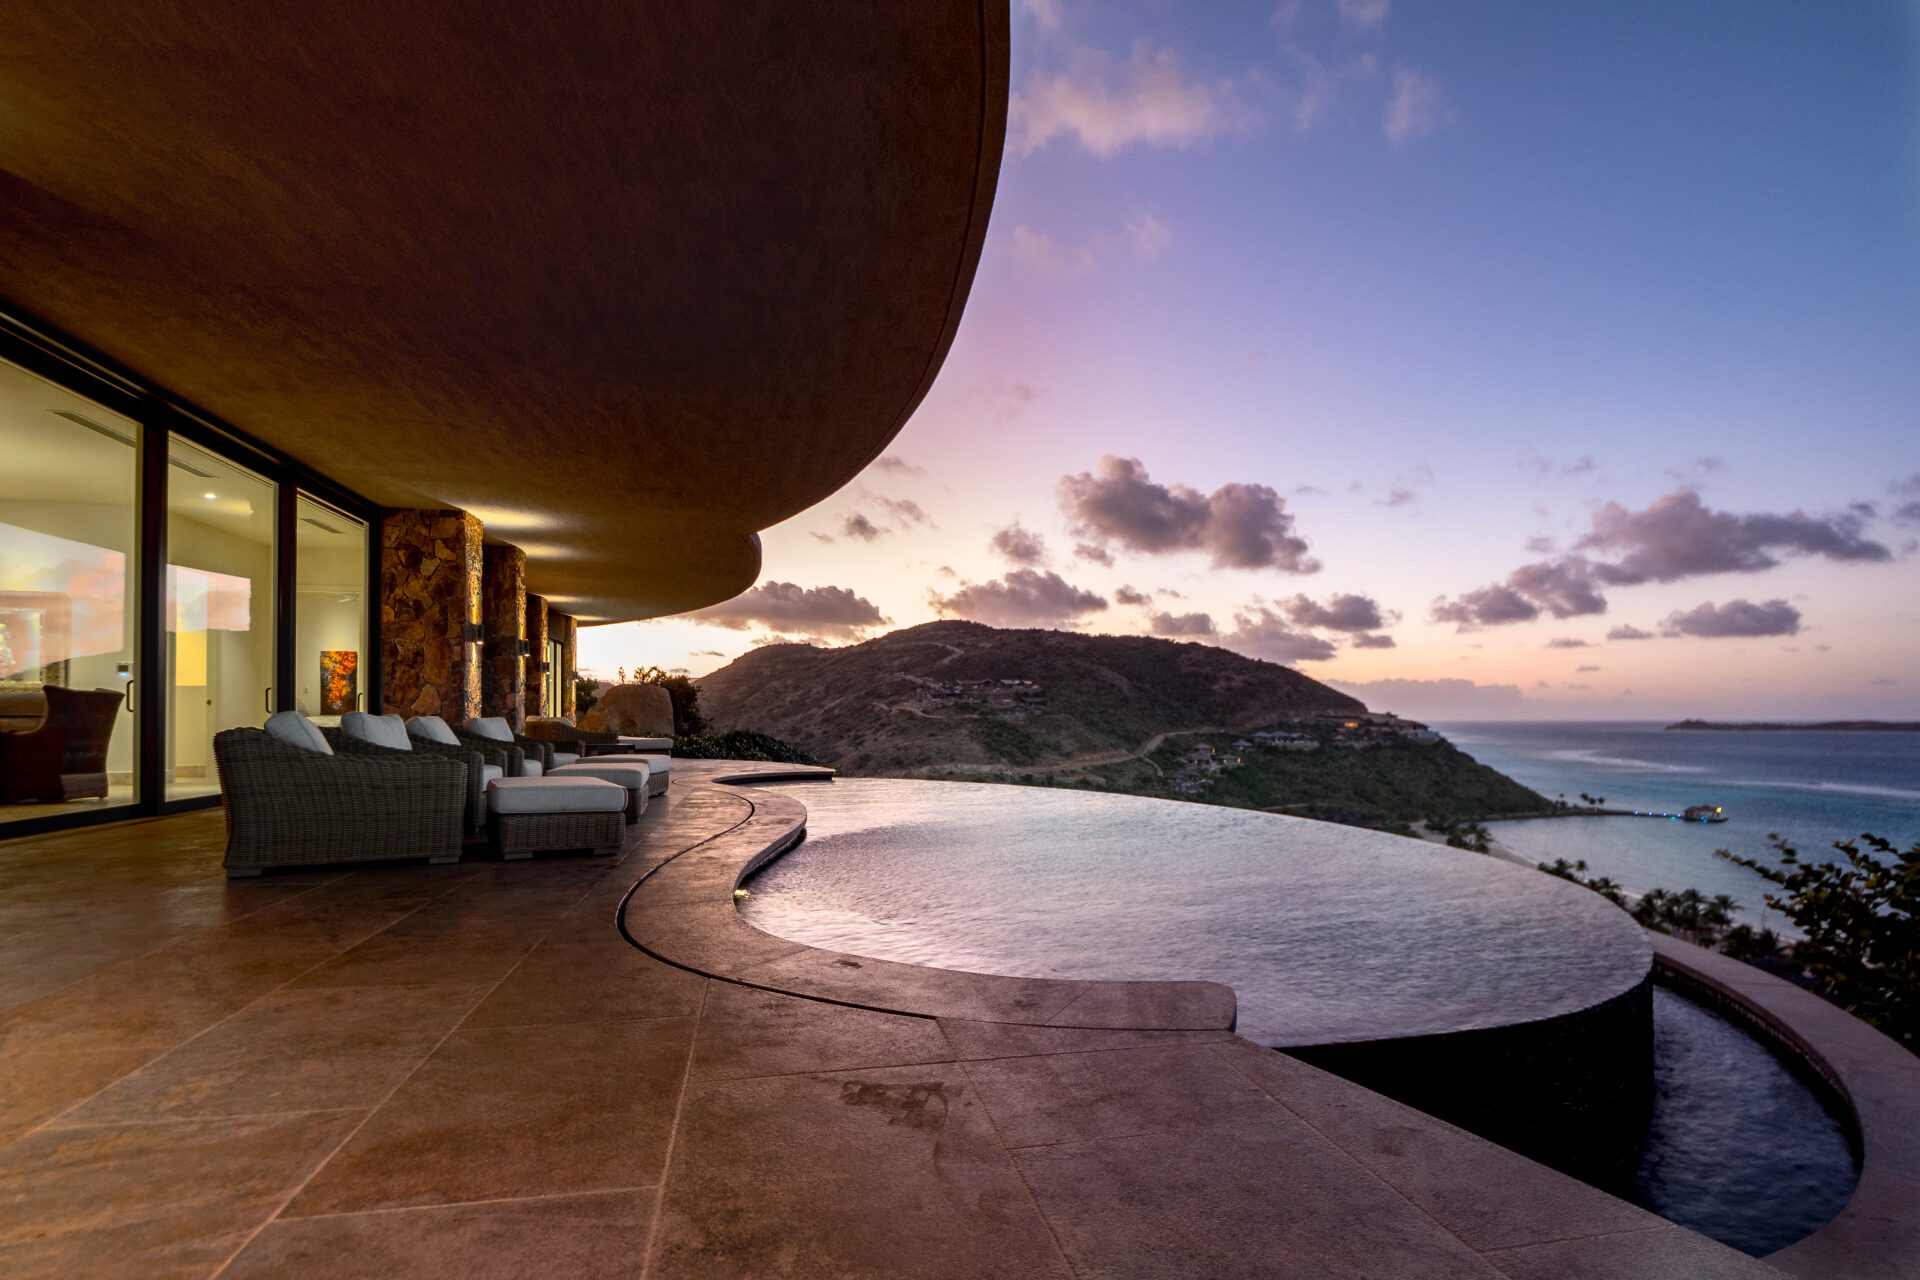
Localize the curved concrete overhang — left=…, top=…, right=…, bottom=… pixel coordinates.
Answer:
left=0, top=2, right=1008, bottom=621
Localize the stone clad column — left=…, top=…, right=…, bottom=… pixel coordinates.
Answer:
left=380, top=509, right=483, bottom=722
left=480, top=544, right=526, bottom=728
left=550, top=612, right=577, bottom=719
left=524, top=593, right=549, bottom=719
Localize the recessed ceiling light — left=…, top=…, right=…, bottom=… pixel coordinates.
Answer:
left=203, top=491, right=217, bottom=499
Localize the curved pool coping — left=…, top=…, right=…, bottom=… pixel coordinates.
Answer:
left=626, top=766, right=1915, bottom=1275
left=1649, top=933, right=1920, bottom=1279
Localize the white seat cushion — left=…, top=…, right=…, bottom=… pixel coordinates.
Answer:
left=616, top=736, right=674, bottom=752
left=633, top=754, right=671, bottom=775
left=486, top=776, right=625, bottom=815
left=480, top=764, right=503, bottom=786
left=551, top=761, right=650, bottom=790
left=264, top=710, right=332, bottom=754
left=467, top=716, right=514, bottom=743
left=519, top=759, right=544, bottom=777
left=406, top=715, right=460, bottom=746
left=550, top=751, right=580, bottom=768
left=341, top=711, right=410, bottom=752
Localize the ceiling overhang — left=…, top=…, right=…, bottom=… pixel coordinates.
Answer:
left=0, top=1, right=1008, bottom=622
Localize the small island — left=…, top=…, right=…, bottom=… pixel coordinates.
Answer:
left=1666, top=719, right=1920, bottom=732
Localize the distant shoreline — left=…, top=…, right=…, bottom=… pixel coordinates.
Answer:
left=1665, top=719, right=1920, bottom=733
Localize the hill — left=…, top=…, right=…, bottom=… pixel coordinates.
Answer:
left=696, top=621, right=1545, bottom=826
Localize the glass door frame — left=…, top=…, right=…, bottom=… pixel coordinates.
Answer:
left=0, top=306, right=382, bottom=836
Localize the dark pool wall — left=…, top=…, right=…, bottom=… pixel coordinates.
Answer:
left=1293, top=975, right=1654, bottom=1178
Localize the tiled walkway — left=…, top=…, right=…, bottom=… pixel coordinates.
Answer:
left=0, top=765, right=1787, bottom=1277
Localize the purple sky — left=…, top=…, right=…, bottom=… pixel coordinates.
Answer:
left=585, top=0, right=1920, bottom=721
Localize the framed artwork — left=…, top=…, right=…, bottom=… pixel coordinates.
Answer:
left=320, top=650, right=358, bottom=715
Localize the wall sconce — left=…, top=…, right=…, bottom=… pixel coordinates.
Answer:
left=516, top=638, right=532, bottom=657
left=461, top=622, right=484, bottom=645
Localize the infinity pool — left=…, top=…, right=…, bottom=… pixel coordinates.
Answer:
left=740, top=778, right=1648, bottom=1046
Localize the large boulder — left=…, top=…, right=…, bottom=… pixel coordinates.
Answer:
left=579, top=682, right=675, bottom=736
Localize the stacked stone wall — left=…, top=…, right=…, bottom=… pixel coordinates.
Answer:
left=480, top=544, right=527, bottom=728
left=525, top=594, right=549, bottom=719
left=380, top=509, right=482, bottom=721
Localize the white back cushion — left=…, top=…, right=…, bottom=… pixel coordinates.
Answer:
left=342, top=711, right=411, bottom=751
left=264, top=710, right=332, bottom=754
left=407, top=715, right=460, bottom=746
left=467, top=716, right=513, bottom=742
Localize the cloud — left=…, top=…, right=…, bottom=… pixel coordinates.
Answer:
left=1338, top=0, right=1391, bottom=29
left=1519, top=453, right=1597, bottom=479
left=1114, top=584, right=1151, bottom=606
left=1433, top=488, right=1889, bottom=628
left=1150, top=611, right=1217, bottom=637
left=1010, top=40, right=1255, bottom=159
left=877, top=497, right=930, bottom=526
left=1869, top=676, right=1897, bottom=687
left=1351, top=632, right=1396, bottom=649
left=1282, top=592, right=1388, bottom=631
left=1222, top=605, right=1337, bottom=663
left=1127, top=212, right=1173, bottom=261
left=1607, top=625, right=1654, bottom=641
left=1888, top=473, right=1920, bottom=524
left=1661, top=598, right=1801, bottom=639
left=1073, top=541, right=1115, bottom=567
left=687, top=581, right=889, bottom=639
left=989, top=521, right=1048, bottom=565
left=1431, top=583, right=1539, bottom=629
left=931, top=570, right=1108, bottom=628
left=872, top=455, right=924, bottom=477
left=840, top=513, right=885, bottom=542
left=1020, top=0, right=1065, bottom=31
left=1010, top=226, right=1098, bottom=280
left=1544, top=637, right=1590, bottom=649
left=1059, top=455, right=1318, bottom=572
left=1579, top=489, right=1888, bottom=584
left=1576, top=664, right=1601, bottom=673
left=1378, top=487, right=1419, bottom=508
left=1328, top=677, right=1527, bottom=718
left=1383, top=67, right=1450, bottom=148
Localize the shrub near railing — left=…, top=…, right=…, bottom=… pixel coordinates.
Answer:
left=674, top=729, right=823, bottom=766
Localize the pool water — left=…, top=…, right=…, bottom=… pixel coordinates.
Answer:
left=740, top=778, right=1647, bottom=1047
left=1611, top=988, right=1856, bottom=1256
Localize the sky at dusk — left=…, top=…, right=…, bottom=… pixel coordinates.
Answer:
left=583, top=0, right=1920, bottom=722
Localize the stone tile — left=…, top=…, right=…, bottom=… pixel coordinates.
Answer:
left=1765, top=1166, right=1920, bottom=1280
left=689, top=982, right=951, bottom=1081
left=1483, top=1224, right=1776, bottom=1279
left=288, top=914, right=552, bottom=990
left=650, top=1063, right=1071, bottom=1279
left=463, top=917, right=707, bottom=1029
left=223, top=1187, right=652, bottom=1278
left=0, top=1046, right=153, bottom=1146
left=0, top=1109, right=362, bottom=1279
left=61, top=984, right=492, bottom=1124
left=938, top=1018, right=1234, bottom=1061
left=623, top=898, right=813, bottom=977
left=963, top=1041, right=1283, bottom=1149
left=1045, top=978, right=1238, bottom=1031
left=285, top=1016, right=696, bottom=1215
left=1211, top=1038, right=1660, bottom=1251
left=1015, top=1121, right=1508, bottom=1280
left=725, top=945, right=1088, bottom=1024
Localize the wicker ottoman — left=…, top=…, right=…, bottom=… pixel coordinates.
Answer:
left=487, top=776, right=626, bottom=860
left=548, top=761, right=650, bottom=821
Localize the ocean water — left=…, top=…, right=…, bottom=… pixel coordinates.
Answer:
left=1437, top=721, right=1920, bottom=924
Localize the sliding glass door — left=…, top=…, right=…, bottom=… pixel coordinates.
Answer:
left=294, top=495, right=368, bottom=726
left=0, top=357, right=141, bottom=827
left=165, top=439, right=276, bottom=802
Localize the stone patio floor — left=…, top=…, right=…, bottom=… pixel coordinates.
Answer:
left=0, top=762, right=1793, bottom=1277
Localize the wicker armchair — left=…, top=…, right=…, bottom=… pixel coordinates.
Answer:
left=452, top=726, right=526, bottom=778
left=213, top=728, right=467, bottom=875
left=322, top=727, right=489, bottom=833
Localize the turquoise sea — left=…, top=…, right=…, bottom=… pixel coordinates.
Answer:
left=1439, top=721, right=1920, bottom=926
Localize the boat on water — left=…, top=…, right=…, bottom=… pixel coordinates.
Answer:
left=1682, top=804, right=1728, bottom=823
